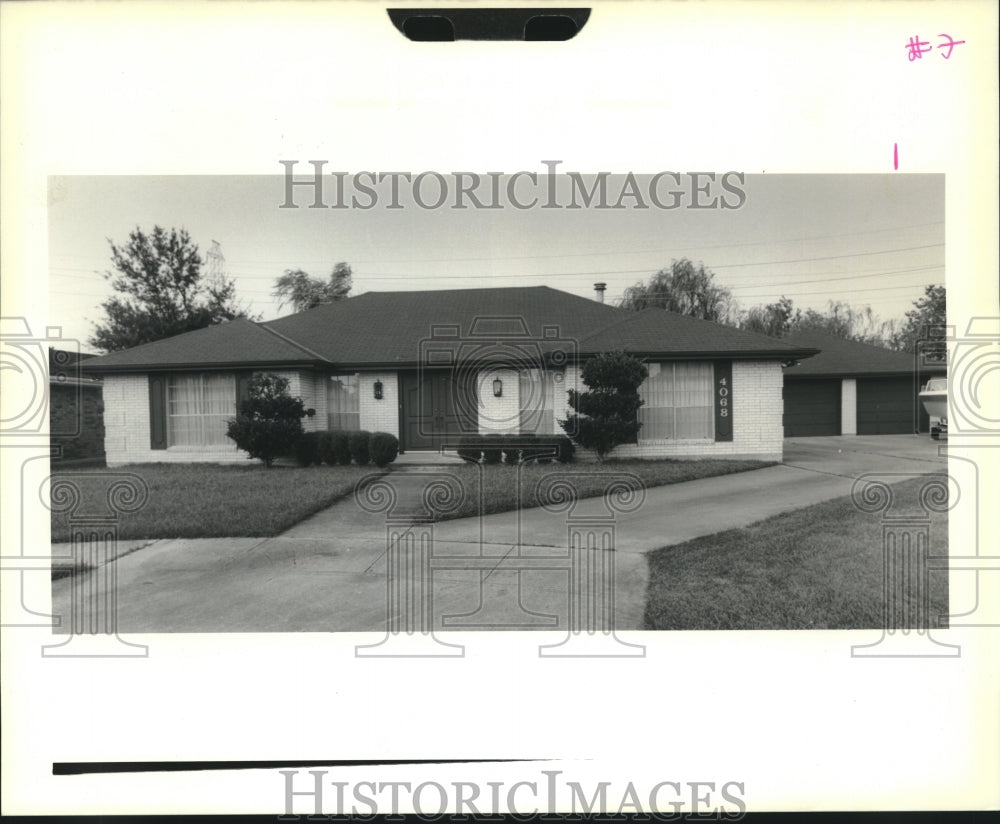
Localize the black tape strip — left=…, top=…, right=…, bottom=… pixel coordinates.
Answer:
left=53, top=757, right=549, bottom=775
left=388, top=8, right=590, bottom=41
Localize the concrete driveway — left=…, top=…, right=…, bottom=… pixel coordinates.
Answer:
left=50, top=435, right=947, bottom=634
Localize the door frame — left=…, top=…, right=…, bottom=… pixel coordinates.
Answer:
left=398, top=369, right=479, bottom=452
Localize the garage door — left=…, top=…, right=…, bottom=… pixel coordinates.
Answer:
left=783, top=379, right=841, bottom=436
left=857, top=376, right=925, bottom=435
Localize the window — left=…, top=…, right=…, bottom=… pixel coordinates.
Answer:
left=328, top=374, right=360, bottom=431
left=518, top=368, right=556, bottom=434
left=167, top=373, right=236, bottom=447
left=638, top=362, right=714, bottom=440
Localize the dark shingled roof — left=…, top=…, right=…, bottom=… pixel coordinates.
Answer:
left=263, top=286, right=625, bottom=365
left=81, top=286, right=820, bottom=372
left=782, top=329, right=946, bottom=377
left=578, top=308, right=815, bottom=359
left=80, top=319, right=324, bottom=373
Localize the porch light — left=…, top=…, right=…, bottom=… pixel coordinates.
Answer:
left=492, top=377, right=503, bottom=397
left=373, top=380, right=383, bottom=400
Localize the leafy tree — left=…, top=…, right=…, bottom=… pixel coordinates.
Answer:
left=619, top=258, right=734, bottom=322
left=226, top=374, right=315, bottom=467
left=890, top=285, right=947, bottom=359
left=560, top=352, right=648, bottom=460
left=272, top=262, right=352, bottom=312
left=90, top=226, right=251, bottom=352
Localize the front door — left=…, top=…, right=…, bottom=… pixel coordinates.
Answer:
left=401, top=371, right=477, bottom=450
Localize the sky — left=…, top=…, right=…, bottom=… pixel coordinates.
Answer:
left=47, top=173, right=944, bottom=350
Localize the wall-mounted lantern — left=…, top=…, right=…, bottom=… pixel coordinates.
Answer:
left=373, top=380, right=384, bottom=400
left=492, top=377, right=503, bottom=397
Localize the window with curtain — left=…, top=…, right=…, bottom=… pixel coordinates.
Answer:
left=518, top=368, right=555, bottom=434
left=328, top=374, right=360, bottom=431
left=638, top=362, right=714, bottom=440
left=167, top=374, right=236, bottom=447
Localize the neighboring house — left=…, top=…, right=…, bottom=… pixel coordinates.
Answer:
left=49, top=348, right=105, bottom=463
left=79, top=285, right=818, bottom=465
left=781, top=330, right=946, bottom=437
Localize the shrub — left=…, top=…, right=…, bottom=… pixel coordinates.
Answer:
left=481, top=434, right=504, bottom=464
left=349, top=430, right=372, bottom=465
left=560, top=351, right=647, bottom=460
left=294, top=431, right=321, bottom=467
left=226, top=373, right=316, bottom=468
left=457, top=436, right=482, bottom=463
left=519, top=433, right=553, bottom=463
left=554, top=434, right=576, bottom=463
left=316, top=431, right=334, bottom=465
left=328, top=431, right=352, bottom=465
left=370, top=431, right=399, bottom=468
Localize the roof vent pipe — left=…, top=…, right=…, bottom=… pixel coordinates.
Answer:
left=593, top=282, right=607, bottom=303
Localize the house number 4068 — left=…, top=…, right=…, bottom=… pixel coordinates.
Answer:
left=719, top=378, right=728, bottom=417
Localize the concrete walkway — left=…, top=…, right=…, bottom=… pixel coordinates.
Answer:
left=50, top=435, right=946, bottom=634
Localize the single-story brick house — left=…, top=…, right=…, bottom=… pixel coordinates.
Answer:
left=781, top=329, right=946, bottom=437
left=79, top=286, right=819, bottom=465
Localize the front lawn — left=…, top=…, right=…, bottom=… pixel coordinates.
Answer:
left=643, top=477, right=949, bottom=630
left=432, top=459, right=773, bottom=522
left=50, top=463, right=378, bottom=541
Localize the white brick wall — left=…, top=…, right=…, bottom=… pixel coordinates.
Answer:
left=104, top=369, right=329, bottom=465
left=840, top=378, right=857, bottom=435
left=282, top=371, right=326, bottom=433
left=103, top=374, right=247, bottom=466
left=576, top=360, right=785, bottom=462
left=105, top=361, right=785, bottom=464
left=477, top=368, right=520, bottom=434
left=359, top=372, right=399, bottom=436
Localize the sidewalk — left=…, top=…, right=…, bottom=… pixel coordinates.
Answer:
left=50, top=436, right=946, bottom=633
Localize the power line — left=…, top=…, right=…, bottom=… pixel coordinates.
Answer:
left=48, top=244, right=946, bottom=284
left=48, top=219, right=944, bottom=269
left=606, top=282, right=940, bottom=301
left=212, top=220, right=945, bottom=265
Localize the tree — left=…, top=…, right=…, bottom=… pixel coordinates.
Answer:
left=739, top=296, right=900, bottom=347
left=740, top=296, right=796, bottom=337
left=226, top=374, right=315, bottom=467
left=890, top=285, right=947, bottom=359
left=619, top=258, right=734, bottom=323
left=272, top=262, right=352, bottom=312
left=89, top=226, right=251, bottom=353
left=560, top=352, right=648, bottom=461
left=790, top=300, right=899, bottom=347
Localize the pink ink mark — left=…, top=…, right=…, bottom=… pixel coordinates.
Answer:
left=894, top=143, right=898, bottom=170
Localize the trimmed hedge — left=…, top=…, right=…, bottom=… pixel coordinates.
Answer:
left=455, top=433, right=576, bottom=465
left=293, top=429, right=396, bottom=468
left=328, top=431, right=352, bottom=465
left=349, top=430, right=372, bottom=466
left=370, top=432, right=400, bottom=468
left=293, top=431, right=321, bottom=467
